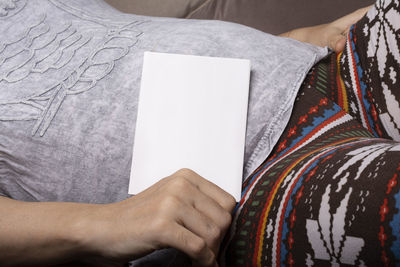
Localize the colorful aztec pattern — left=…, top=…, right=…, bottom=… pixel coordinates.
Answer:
left=223, top=1, right=400, bottom=265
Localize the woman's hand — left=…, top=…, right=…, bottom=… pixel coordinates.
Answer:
left=0, top=169, right=235, bottom=267
left=280, top=5, right=372, bottom=52
left=84, top=168, right=236, bottom=266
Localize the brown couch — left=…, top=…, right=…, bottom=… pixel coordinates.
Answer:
left=105, top=0, right=375, bottom=34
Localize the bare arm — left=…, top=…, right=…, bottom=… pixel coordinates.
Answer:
left=0, top=196, right=95, bottom=266
left=0, top=169, right=235, bottom=266
left=279, top=6, right=372, bottom=52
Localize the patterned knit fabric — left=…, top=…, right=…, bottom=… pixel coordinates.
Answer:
left=223, top=0, right=400, bottom=266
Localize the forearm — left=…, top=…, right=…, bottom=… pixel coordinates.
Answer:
left=0, top=170, right=235, bottom=267
left=278, top=23, right=340, bottom=50
left=0, top=196, right=97, bottom=266
left=278, top=25, right=326, bottom=45
left=278, top=6, right=371, bottom=52
left=278, top=30, right=293, bottom=39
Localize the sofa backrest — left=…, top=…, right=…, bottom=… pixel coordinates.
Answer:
left=188, top=0, right=376, bottom=34
left=104, top=0, right=208, bottom=18
left=105, top=0, right=376, bottom=34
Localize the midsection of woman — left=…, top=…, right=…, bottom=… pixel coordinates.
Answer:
left=0, top=0, right=327, bottom=203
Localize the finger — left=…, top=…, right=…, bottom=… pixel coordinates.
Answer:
left=163, top=175, right=232, bottom=242
left=176, top=181, right=233, bottom=253
left=328, top=34, right=346, bottom=53
left=177, top=201, right=222, bottom=254
left=173, top=169, right=236, bottom=212
left=334, top=37, right=347, bottom=53
left=184, top=181, right=232, bottom=230
left=161, top=223, right=217, bottom=267
left=161, top=174, right=233, bottom=255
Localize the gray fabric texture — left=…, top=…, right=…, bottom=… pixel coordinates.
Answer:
left=0, top=0, right=327, bottom=203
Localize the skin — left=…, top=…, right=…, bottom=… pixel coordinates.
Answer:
left=0, top=169, right=235, bottom=266
left=279, top=6, right=372, bottom=53
left=0, top=5, right=372, bottom=267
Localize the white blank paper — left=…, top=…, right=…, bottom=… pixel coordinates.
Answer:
left=129, top=52, right=251, bottom=201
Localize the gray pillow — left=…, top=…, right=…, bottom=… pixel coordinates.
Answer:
left=0, top=0, right=327, bottom=203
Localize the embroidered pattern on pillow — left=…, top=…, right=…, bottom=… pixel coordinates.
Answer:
left=0, top=0, right=26, bottom=18
left=0, top=0, right=143, bottom=136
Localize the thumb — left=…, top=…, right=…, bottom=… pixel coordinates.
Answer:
left=329, top=33, right=347, bottom=53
